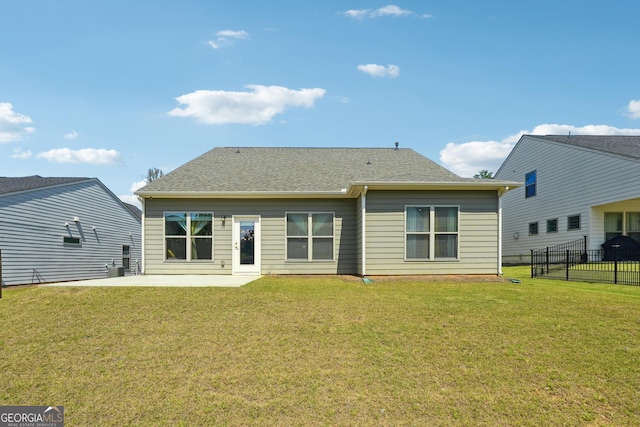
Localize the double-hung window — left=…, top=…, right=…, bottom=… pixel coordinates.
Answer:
left=406, top=206, right=459, bottom=260
left=164, top=212, right=213, bottom=261
left=525, top=170, right=537, bottom=198
left=286, top=212, right=334, bottom=261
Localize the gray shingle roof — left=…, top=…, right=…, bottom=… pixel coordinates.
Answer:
left=0, top=175, right=90, bottom=196
left=123, top=202, right=142, bottom=220
left=531, top=135, right=640, bottom=160
left=138, top=147, right=479, bottom=194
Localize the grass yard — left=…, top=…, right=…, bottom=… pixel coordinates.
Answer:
left=1, top=267, right=640, bottom=426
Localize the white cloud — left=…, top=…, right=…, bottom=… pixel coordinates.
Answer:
left=342, top=9, right=369, bottom=20
left=216, top=30, right=248, bottom=39
left=357, top=64, right=400, bottom=78
left=371, top=5, right=412, bottom=17
left=0, top=102, right=35, bottom=143
left=117, top=179, right=151, bottom=208
left=440, top=140, right=514, bottom=178
left=168, top=85, right=326, bottom=125
left=118, top=194, right=141, bottom=208
left=208, top=29, right=249, bottom=49
left=36, top=148, right=122, bottom=165
left=626, top=99, right=640, bottom=119
left=129, top=179, right=147, bottom=192
left=11, top=148, right=32, bottom=159
left=440, top=123, right=640, bottom=177
left=64, top=130, right=78, bottom=139
left=342, top=5, right=431, bottom=20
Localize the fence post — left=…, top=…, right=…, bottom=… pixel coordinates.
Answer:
left=545, top=247, right=549, bottom=274
left=530, top=249, right=534, bottom=278
left=565, top=249, right=570, bottom=281
left=612, top=244, right=619, bottom=284
left=0, top=249, right=3, bottom=299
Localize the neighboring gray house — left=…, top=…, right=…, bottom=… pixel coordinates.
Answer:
left=136, top=147, right=520, bottom=277
left=0, top=176, right=142, bottom=285
left=494, top=135, right=640, bottom=264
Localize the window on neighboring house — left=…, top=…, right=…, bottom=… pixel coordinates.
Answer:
left=63, top=236, right=81, bottom=245
left=628, top=213, right=640, bottom=244
left=164, top=212, right=213, bottom=261
left=567, top=214, right=581, bottom=231
left=286, top=212, right=334, bottom=261
left=529, top=222, right=539, bottom=235
left=604, top=213, right=623, bottom=242
left=546, top=218, right=558, bottom=233
left=406, top=206, right=459, bottom=260
left=525, top=170, right=537, bottom=198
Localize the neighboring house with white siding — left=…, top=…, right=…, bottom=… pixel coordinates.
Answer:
left=0, top=176, right=142, bottom=285
left=135, top=146, right=520, bottom=277
left=494, top=135, right=640, bottom=264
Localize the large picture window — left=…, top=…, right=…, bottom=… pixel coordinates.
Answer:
left=286, top=212, right=334, bottom=261
left=628, top=213, right=640, bottom=244
left=604, top=212, right=623, bottom=241
left=164, top=212, right=213, bottom=261
left=406, top=206, right=459, bottom=260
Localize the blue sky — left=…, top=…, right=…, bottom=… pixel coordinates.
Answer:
left=2, top=1, right=639, bottom=206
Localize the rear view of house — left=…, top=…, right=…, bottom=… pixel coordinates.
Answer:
left=136, top=146, right=520, bottom=277
left=0, top=176, right=142, bottom=285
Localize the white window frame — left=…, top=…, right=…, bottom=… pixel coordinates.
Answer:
left=285, top=212, right=335, bottom=262
left=525, top=170, right=537, bottom=198
left=405, top=205, right=460, bottom=261
left=567, top=214, right=581, bottom=231
left=163, top=211, right=214, bottom=262
left=63, top=236, right=81, bottom=246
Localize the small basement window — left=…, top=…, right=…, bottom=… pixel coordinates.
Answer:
left=63, top=236, right=81, bottom=245
left=567, top=214, right=581, bottom=231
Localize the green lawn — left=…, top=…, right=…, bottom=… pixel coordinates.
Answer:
left=1, top=267, right=639, bottom=426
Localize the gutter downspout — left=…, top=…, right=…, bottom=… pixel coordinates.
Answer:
left=141, top=197, right=146, bottom=275
left=361, top=186, right=368, bottom=277
left=497, top=186, right=509, bottom=275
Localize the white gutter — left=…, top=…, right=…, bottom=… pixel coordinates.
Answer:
left=497, top=186, right=509, bottom=275
left=361, top=185, right=368, bottom=277
left=141, top=197, right=145, bottom=275
left=136, top=180, right=523, bottom=200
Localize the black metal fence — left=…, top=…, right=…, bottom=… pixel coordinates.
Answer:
left=531, top=237, right=640, bottom=286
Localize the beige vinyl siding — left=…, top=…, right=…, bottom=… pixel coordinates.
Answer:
left=143, top=198, right=357, bottom=275
left=496, top=136, right=640, bottom=263
left=364, top=190, right=500, bottom=275
left=0, top=180, right=141, bottom=285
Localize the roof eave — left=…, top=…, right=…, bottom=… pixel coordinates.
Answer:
left=135, top=190, right=352, bottom=199
left=136, top=181, right=522, bottom=199
left=349, top=180, right=523, bottom=194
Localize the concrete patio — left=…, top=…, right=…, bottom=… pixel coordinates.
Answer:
left=41, top=274, right=262, bottom=287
